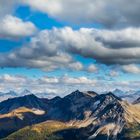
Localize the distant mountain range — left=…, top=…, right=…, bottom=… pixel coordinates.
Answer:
left=0, top=89, right=57, bottom=102
left=0, top=89, right=140, bottom=103
left=111, top=89, right=140, bottom=103
left=0, top=90, right=140, bottom=140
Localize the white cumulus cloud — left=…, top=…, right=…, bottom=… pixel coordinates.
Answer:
left=0, top=15, right=37, bottom=39
left=122, top=64, right=140, bottom=74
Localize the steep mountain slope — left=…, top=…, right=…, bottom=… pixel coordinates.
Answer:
left=0, top=90, right=140, bottom=140
left=46, top=90, right=100, bottom=121
left=0, top=94, right=48, bottom=114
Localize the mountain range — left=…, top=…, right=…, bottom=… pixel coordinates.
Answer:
left=111, top=89, right=140, bottom=103
left=0, top=89, right=58, bottom=102
left=0, top=90, right=140, bottom=140
left=1, top=89, right=140, bottom=103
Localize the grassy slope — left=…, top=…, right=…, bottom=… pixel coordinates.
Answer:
left=2, top=121, right=72, bottom=140
left=122, top=125, right=140, bottom=139
left=119, top=102, right=140, bottom=139
left=0, top=107, right=35, bottom=119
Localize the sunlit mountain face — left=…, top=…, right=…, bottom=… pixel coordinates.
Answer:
left=0, top=0, right=140, bottom=140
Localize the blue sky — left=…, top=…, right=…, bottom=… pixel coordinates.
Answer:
left=0, top=5, right=104, bottom=78
left=0, top=0, right=140, bottom=95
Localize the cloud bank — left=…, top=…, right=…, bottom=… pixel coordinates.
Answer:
left=22, top=0, right=140, bottom=27
left=0, top=0, right=140, bottom=93
left=1, top=27, right=140, bottom=71
left=0, top=74, right=139, bottom=96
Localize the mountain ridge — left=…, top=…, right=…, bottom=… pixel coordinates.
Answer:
left=0, top=90, right=140, bottom=140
